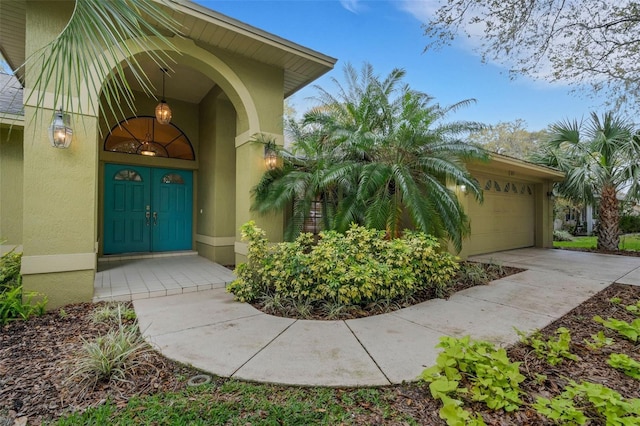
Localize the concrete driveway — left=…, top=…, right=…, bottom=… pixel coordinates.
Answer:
left=133, top=248, right=640, bottom=386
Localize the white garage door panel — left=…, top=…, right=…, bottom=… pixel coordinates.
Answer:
left=465, top=178, right=535, bottom=256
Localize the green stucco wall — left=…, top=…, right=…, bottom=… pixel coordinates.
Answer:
left=25, top=270, right=95, bottom=310
left=196, top=44, right=285, bottom=135
left=196, top=86, right=236, bottom=263
left=0, top=126, right=24, bottom=246
left=21, top=2, right=97, bottom=305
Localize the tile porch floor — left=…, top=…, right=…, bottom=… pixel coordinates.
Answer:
left=93, top=252, right=237, bottom=303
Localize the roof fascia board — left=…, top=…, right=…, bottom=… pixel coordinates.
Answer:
left=468, top=153, right=565, bottom=180
left=0, top=113, right=25, bottom=128
left=165, top=0, right=337, bottom=67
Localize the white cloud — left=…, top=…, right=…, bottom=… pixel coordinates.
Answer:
left=340, top=0, right=361, bottom=13
left=397, top=0, right=440, bottom=22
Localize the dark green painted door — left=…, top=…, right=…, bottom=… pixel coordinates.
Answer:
left=103, top=164, right=192, bottom=254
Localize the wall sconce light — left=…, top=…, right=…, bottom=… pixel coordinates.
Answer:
left=264, top=141, right=277, bottom=170
left=155, top=68, right=172, bottom=125
left=459, top=184, right=468, bottom=195
left=48, top=108, right=73, bottom=148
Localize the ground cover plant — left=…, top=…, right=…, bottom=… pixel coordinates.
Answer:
left=2, top=280, right=639, bottom=425
left=227, top=221, right=517, bottom=320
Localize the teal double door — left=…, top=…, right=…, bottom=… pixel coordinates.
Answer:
left=103, top=164, right=193, bottom=254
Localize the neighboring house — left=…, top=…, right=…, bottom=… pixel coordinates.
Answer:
left=554, top=193, right=636, bottom=236
left=0, top=0, right=562, bottom=309
left=554, top=201, right=597, bottom=235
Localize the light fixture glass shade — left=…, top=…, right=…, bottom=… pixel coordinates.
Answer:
left=140, top=132, right=157, bottom=156
left=155, top=101, right=172, bottom=125
left=264, top=146, right=277, bottom=170
left=48, top=109, right=73, bottom=148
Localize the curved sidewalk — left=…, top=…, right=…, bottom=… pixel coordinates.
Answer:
left=133, top=248, right=640, bottom=386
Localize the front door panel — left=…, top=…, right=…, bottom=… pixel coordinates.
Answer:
left=152, top=168, right=193, bottom=252
left=104, top=164, right=151, bottom=254
left=103, top=164, right=192, bottom=254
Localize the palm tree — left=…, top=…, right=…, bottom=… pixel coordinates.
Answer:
left=251, top=122, right=355, bottom=240
left=253, top=63, right=488, bottom=251
left=530, top=111, right=640, bottom=251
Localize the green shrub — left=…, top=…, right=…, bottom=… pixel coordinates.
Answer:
left=0, top=248, right=22, bottom=291
left=227, top=221, right=459, bottom=306
left=553, top=229, right=575, bottom=242
left=619, top=215, right=640, bottom=234
left=0, top=248, right=47, bottom=325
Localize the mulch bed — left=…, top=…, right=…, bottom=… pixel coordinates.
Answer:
left=1, top=262, right=639, bottom=425
left=555, top=246, right=640, bottom=257
left=0, top=304, right=196, bottom=425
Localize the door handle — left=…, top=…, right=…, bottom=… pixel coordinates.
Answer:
left=145, top=211, right=150, bottom=226
left=153, top=212, right=158, bottom=226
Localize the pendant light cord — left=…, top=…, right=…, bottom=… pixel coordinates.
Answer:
left=161, top=68, right=167, bottom=102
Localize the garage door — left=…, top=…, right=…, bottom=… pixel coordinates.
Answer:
left=465, top=177, right=535, bottom=255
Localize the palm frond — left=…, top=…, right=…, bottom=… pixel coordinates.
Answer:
left=22, top=0, right=181, bottom=125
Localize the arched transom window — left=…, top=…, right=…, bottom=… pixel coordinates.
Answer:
left=104, top=116, right=195, bottom=160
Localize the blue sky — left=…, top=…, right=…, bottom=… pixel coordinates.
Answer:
left=203, top=0, right=600, bottom=131
left=0, top=1, right=601, bottom=131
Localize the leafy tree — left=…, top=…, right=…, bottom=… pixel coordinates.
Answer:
left=253, top=63, right=487, bottom=251
left=530, top=112, right=640, bottom=251
left=423, top=1, right=640, bottom=109
left=466, top=119, right=549, bottom=160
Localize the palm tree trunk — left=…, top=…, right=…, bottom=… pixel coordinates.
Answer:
left=597, top=184, right=620, bottom=251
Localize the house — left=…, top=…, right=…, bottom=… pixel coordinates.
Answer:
left=0, top=0, right=562, bottom=309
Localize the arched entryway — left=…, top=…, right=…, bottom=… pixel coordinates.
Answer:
left=102, top=117, right=195, bottom=255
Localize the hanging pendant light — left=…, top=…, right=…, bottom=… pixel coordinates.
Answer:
left=140, top=132, right=156, bottom=156
left=155, top=68, right=172, bottom=125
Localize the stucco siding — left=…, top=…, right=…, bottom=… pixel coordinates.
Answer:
left=0, top=126, right=23, bottom=246
left=196, top=86, right=237, bottom=263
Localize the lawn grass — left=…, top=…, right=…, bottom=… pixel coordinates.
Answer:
left=554, top=234, right=640, bottom=251
left=55, top=380, right=417, bottom=426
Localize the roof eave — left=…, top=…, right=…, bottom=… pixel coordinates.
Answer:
left=467, top=152, right=565, bottom=181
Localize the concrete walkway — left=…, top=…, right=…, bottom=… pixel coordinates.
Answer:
left=133, top=248, right=640, bottom=386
